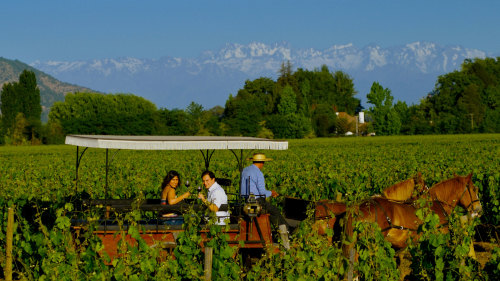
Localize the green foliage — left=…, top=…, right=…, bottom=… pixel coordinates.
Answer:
left=17, top=70, right=42, bottom=124
left=185, top=102, right=208, bottom=135
left=420, top=57, right=500, bottom=134
left=41, top=120, right=65, bottom=144
left=1, top=70, right=42, bottom=143
left=267, top=84, right=313, bottom=139
left=278, top=85, right=298, bottom=115
left=267, top=113, right=312, bottom=139
left=311, top=103, right=337, bottom=137
left=155, top=108, right=191, bottom=135
left=294, top=65, right=360, bottom=115
left=1, top=82, right=20, bottom=134
left=204, top=216, right=241, bottom=280
left=408, top=199, right=484, bottom=281
left=221, top=64, right=360, bottom=137
left=0, top=135, right=498, bottom=279
left=335, top=117, right=353, bottom=135
left=246, top=214, right=346, bottom=280
left=474, top=170, right=500, bottom=226
left=256, top=120, right=274, bottom=139
left=484, top=246, right=500, bottom=280
left=367, top=82, right=401, bottom=135
left=49, top=92, right=157, bottom=135
left=352, top=222, right=399, bottom=281
left=173, top=209, right=204, bottom=280
left=223, top=91, right=267, bottom=136
left=332, top=70, right=360, bottom=115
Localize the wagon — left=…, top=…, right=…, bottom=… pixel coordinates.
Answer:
left=66, top=135, right=299, bottom=259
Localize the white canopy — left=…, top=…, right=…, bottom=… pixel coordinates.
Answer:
left=65, top=135, right=288, bottom=150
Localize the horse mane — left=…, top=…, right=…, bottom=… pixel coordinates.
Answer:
left=427, top=173, right=472, bottom=205
left=382, top=172, right=425, bottom=202
left=315, top=200, right=347, bottom=218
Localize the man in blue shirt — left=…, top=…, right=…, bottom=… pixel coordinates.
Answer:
left=240, top=153, right=278, bottom=199
left=240, top=153, right=288, bottom=230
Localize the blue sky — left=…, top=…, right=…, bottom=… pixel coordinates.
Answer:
left=1, top=0, right=499, bottom=62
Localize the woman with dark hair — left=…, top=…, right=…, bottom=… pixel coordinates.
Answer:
left=160, top=170, right=191, bottom=205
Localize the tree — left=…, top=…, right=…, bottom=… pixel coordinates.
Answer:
left=394, top=101, right=410, bottom=134
left=293, top=66, right=361, bottom=115
left=18, top=70, right=42, bottom=124
left=204, top=106, right=225, bottom=136
left=277, top=85, right=297, bottom=115
left=49, top=92, right=157, bottom=135
left=311, top=104, right=337, bottom=137
left=155, top=108, right=191, bottom=136
left=332, top=70, right=360, bottom=114
left=1, top=70, right=42, bottom=143
left=186, top=102, right=207, bottom=135
left=1, top=83, right=20, bottom=136
left=420, top=57, right=500, bottom=133
left=276, top=61, right=300, bottom=106
left=267, top=85, right=312, bottom=139
left=366, top=82, right=401, bottom=135
left=222, top=78, right=275, bottom=136
left=11, top=113, right=29, bottom=145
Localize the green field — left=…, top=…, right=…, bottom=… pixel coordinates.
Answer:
left=1, top=134, right=499, bottom=279
left=1, top=134, right=498, bottom=220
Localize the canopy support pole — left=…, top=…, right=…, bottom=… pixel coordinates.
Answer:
left=230, top=149, right=255, bottom=196
left=105, top=149, right=109, bottom=200
left=200, top=149, right=215, bottom=171
left=75, top=146, right=88, bottom=192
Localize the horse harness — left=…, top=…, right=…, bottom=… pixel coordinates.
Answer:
left=366, top=198, right=456, bottom=232
left=431, top=178, right=480, bottom=214
left=366, top=198, right=419, bottom=232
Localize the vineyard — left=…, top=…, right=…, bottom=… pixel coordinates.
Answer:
left=0, top=134, right=499, bottom=280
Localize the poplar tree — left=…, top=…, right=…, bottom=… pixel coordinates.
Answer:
left=1, top=83, right=21, bottom=135
left=18, top=70, right=42, bottom=124
left=0, top=70, right=42, bottom=142
left=366, top=82, right=401, bottom=135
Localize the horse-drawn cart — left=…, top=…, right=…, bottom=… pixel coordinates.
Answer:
left=66, top=135, right=290, bottom=259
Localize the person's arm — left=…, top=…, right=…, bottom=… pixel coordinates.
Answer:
left=168, top=189, right=190, bottom=205
left=255, top=170, right=272, bottom=198
left=198, top=193, right=219, bottom=212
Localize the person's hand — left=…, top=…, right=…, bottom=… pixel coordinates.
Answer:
left=198, top=193, right=205, bottom=201
left=271, top=190, right=279, bottom=198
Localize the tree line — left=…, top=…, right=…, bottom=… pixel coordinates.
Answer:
left=0, top=57, right=498, bottom=144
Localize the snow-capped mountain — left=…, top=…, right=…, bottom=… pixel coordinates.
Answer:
left=31, top=41, right=489, bottom=110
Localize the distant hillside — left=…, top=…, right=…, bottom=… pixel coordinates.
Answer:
left=0, top=57, right=95, bottom=121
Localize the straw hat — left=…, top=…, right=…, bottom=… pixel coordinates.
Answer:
left=248, top=153, right=273, bottom=162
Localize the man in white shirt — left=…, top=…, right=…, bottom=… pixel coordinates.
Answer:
left=198, top=170, right=229, bottom=225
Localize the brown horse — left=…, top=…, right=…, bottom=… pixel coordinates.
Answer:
left=314, top=200, right=347, bottom=238
left=380, top=172, right=427, bottom=202
left=341, top=174, right=481, bottom=279
left=345, top=173, right=482, bottom=249
left=313, top=173, right=426, bottom=238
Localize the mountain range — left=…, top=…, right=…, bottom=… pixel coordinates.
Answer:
left=3, top=42, right=493, bottom=113
left=30, top=41, right=491, bottom=110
